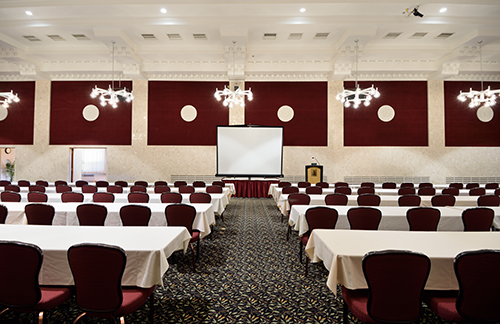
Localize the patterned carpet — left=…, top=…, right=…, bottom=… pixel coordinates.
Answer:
left=0, top=198, right=451, bottom=323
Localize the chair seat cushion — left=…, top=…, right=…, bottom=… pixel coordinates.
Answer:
left=427, top=296, right=464, bottom=323
left=341, top=287, right=377, bottom=324
left=35, top=286, right=72, bottom=311
left=190, top=230, right=200, bottom=243
left=86, top=286, right=155, bottom=318
left=300, top=234, right=309, bottom=245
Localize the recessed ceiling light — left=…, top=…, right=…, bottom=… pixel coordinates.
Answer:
left=25, top=11, right=33, bottom=16
left=439, top=8, right=447, bottom=13
left=160, top=8, right=167, bottom=14
left=300, top=8, right=306, bottom=13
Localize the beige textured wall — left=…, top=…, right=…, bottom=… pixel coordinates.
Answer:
left=13, top=80, right=500, bottom=183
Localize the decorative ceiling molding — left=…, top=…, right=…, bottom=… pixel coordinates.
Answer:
left=50, top=73, right=133, bottom=80
left=245, top=73, right=328, bottom=81
left=447, top=74, right=500, bottom=81
left=147, top=73, right=227, bottom=80
left=343, top=73, right=428, bottom=81
left=0, top=74, right=32, bottom=81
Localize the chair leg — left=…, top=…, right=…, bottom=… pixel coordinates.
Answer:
left=343, top=300, right=349, bottom=323
left=73, top=312, right=87, bottom=324
left=305, top=256, right=309, bottom=277
left=299, top=241, right=303, bottom=264
left=220, top=212, right=224, bottom=222
left=196, top=240, right=200, bottom=260
left=149, top=293, right=155, bottom=324
left=190, top=243, right=196, bottom=272
left=286, top=224, right=290, bottom=241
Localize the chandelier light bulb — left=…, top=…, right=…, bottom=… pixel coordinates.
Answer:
left=0, top=91, right=21, bottom=109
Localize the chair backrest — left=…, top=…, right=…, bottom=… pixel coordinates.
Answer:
left=382, top=182, right=396, bottom=189
left=362, top=250, right=431, bottom=323
left=76, top=204, right=107, bottom=226
left=0, top=180, right=10, bottom=187
left=347, top=207, right=382, bottom=230
left=192, top=181, right=206, bottom=188
left=297, top=181, right=311, bottom=188
left=288, top=193, right=311, bottom=207
left=357, top=194, right=381, bottom=207
left=5, top=184, right=20, bottom=192
left=35, top=180, right=49, bottom=187
left=174, top=181, right=187, bottom=187
left=400, top=182, right=414, bottom=188
left=418, top=182, right=433, bottom=188
left=179, top=185, right=195, bottom=194
left=68, top=243, right=125, bottom=314
left=360, top=182, right=375, bottom=188
left=485, top=183, right=499, bottom=189
left=465, top=183, right=479, bottom=189
left=324, top=193, right=348, bottom=206
left=398, top=194, right=421, bottom=207
left=61, top=192, right=84, bottom=203
left=25, top=203, right=55, bottom=225
left=27, top=192, right=48, bottom=203
left=282, top=186, right=299, bottom=194
left=442, top=187, right=459, bottom=196
left=130, top=185, right=147, bottom=193
left=449, top=182, right=463, bottom=189
left=305, top=207, right=338, bottom=235
left=306, top=186, right=322, bottom=194
left=406, top=207, right=441, bottom=231
left=417, top=187, right=436, bottom=196
left=127, top=192, right=149, bottom=203
left=54, top=180, right=67, bottom=187
left=212, top=181, right=225, bottom=187
left=454, top=249, right=500, bottom=322
left=358, top=187, right=375, bottom=195
left=95, top=180, right=109, bottom=188
left=398, top=187, right=416, bottom=195
left=154, top=181, right=168, bottom=187
left=469, top=188, right=486, bottom=196
left=165, top=204, right=197, bottom=234
left=278, top=181, right=291, bottom=188
left=161, top=192, right=183, bottom=203
left=1, top=191, right=21, bottom=202
left=154, top=185, right=171, bottom=194
left=81, top=185, right=98, bottom=193
left=431, top=194, right=456, bottom=207
left=206, top=185, right=223, bottom=193
left=335, top=186, right=352, bottom=195
left=120, top=205, right=151, bottom=226
left=114, top=180, right=128, bottom=187
left=189, top=192, right=211, bottom=204
left=134, top=181, right=148, bottom=187
left=316, top=182, right=329, bottom=188
left=462, top=207, right=494, bottom=231
left=18, top=180, right=30, bottom=187
left=477, top=195, right=500, bottom=207
left=334, top=182, right=349, bottom=188
left=56, top=185, right=72, bottom=193
left=93, top=192, right=115, bottom=203
left=0, top=205, right=7, bottom=224
left=0, top=240, right=43, bottom=308
left=107, top=185, right=123, bottom=193
left=29, top=185, right=46, bottom=193
left=496, top=188, right=500, bottom=196
left=75, top=180, right=88, bottom=187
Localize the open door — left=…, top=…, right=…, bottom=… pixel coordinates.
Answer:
left=71, top=148, right=107, bottom=183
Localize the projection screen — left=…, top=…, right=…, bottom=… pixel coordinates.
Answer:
left=216, top=125, right=283, bottom=178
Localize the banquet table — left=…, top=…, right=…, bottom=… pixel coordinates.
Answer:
left=0, top=224, right=191, bottom=288
left=2, top=202, right=215, bottom=238
left=305, top=230, right=500, bottom=296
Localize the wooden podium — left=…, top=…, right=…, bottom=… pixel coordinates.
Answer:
left=305, top=164, right=323, bottom=184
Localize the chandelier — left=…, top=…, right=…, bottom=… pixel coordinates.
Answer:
left=0, top=90, right=20, bottom=108
left=214, top=41, right=253, bottom=108
left=457, top=40, right=500, bottom=108
left=336, top=40, right=380, bottom=108
left=90, top=41, right=134, bottom=108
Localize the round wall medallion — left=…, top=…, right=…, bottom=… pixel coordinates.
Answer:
left=477, top=106, right=494, bottom=123
left=0, top=106, right=8, bottom=122
left=277, top=105, right=294, bottom=122
left=377, top=105, right=395, bottom=122
left=82, top=104, right=100, bottom=122
left=180, top=105, right=197, bottom=122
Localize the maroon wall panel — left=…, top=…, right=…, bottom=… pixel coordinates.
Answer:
left=148, top=81, right=229, bottom=145
left=444, top=81, right=500, bottom=146
left=0, top=82, right=35, bottom=145
left=50, top=81, right=132, bottom=145
left=244, top=82, right=327, bottom=146
left=344, top=81, right=428, bottom=146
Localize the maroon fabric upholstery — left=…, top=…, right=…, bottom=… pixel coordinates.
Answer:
left=400, top=182, right=414, bottom=188
left=465, top=183, right=479, bottom=189
left=81, top=185, right=97, bottom=193
left=496, top=188, right=500, bottom=196
left=418, top=182, right=433, bottom=188
left=382, top=182, right=396, bottom=189
left=18, top=180, right=30, bottom=187
left=174, top=181, right=187, bottom=188
left=477, top=195, right=500, bottom=207
left=120, top=205, right=151, bottom=226
left=360, top=182, right=375, bottom=188
left=358, top=187, right=375, bottom=195
left=469, top=188, right=485, bottom=196
left=179, top=186, right=195, bottom=194
left=212, top=181, right=225, bottom=187
left=95, top=180, right=109, bottom=188
left=398, top=194, right=421, bottom=207
left=0, top=180, right=11, bottom=187
left=335, top=182, right=348, bottom=188
left=75, top=180, right=88, bottom=187
left=347, top=207, right=382, bottom=230
left=298, top=181, right=311, bottom=188
left=335, top=187, right=352, bottom=195
left=161, top=192, right=183, bottom=203
left=114, top=181, right=128, bottom=187
left=76, top=204, right=107, bottom=226
left=427, top=292, right=463, bottom=323
left=357, top=194, right=381, bottom=207
left=305, top=186, right=322, bottom=194
left=462, top=207, right=494, bottom=231
left=61, top=192, right=84, bottom=203
left=54, top=180, right=67, bottom=187
left=35, top=180, right=49, bottom=187
left=0, top=205, right=7, bottom=224
left=93, top=192, right=115, bottom=203
left=223, top=179, right=277, bottom=198
left=398, top=187, right=416, bottom=195
left=442, top=187, right=459, bottom=196
left=56, top=185, right=72, bottom=193
left=134, top=181, right=148, bottom=187
left=206, top=185, right=222, bottom=194
left=29, top=185, right=46, bottom=193
left=325, top=193, right=348, bottom=206
left=192, top=181, right=206, bottom=188
left=316, top=182, right=329, bottom=188
left=130, top=185, right=147, bottom=193
left=5, top=185, right=20, bottom=192
left=406, top=207, right=441, bottom=231
left=107, top=185, right=123, bottom=194
left=282, top=186, right=299, bottom=194
left=418, top=187, right=436, bottom=196
left=154, top=181, right=168, bottom=187
left=449, top=182, right=463, bottom=189
left=278, top=181, right=291, bottom=188
left=432, top=194, right=456, bottom=207
left=485, top=183, right=499, bottom=189
left=288, top=193, right=311, bottom=208
left=1, top=191, right=21, bottom=202
left=127, top=192, right=149, bottom=203
left=189, top=192, right=211, bottom=204
left=25, top=203, right=55, bottom=225
left=154, top=185, right=171, bottom=194
left=27, top=192, right=48, bottom=203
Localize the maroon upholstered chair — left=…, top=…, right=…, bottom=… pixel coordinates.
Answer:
left=56, top=185, right=72, bottom=193
left=161, top=192, right=183, bottom=204
left=325, top=193, right=348, bottom=206
left=0, top=205, right=7, bottom=224
left=398, top=187, right=416, bottom=195
left=95, top=180, right=109, bottom=188
left=27, top=192, right=48, bottom=203
left=189, top=192, right=211, bottom=204
left=127, top=192, right=149, bottom=203
left=418, top=187, right=436, bottom=196
left=206, top=185, right=223, bottom=193
left=192, top=181, right=206, bottom=188
left=282, top=186, right=299, bottom=194
left=316, top=182, right=329, bottom=188
left=301, top=207, right=338, bottom=276
left=61, top=192, right=84, bottom=203
left=154, top=185, right=171, bottom=194
left=469, top=187, right=486, bottom=196
left=0, top=241, right=71, bottom=322
left=477, top=195, right=500, bottom=207
left=212, top=181, right=225, bottom=187
left=154, top=181, right=168, bottom=187
left=120, top=205, right=151, bottom=226
left=17, top=180, right=30, bottom=187
left=1, top=191, right=21, bottom=202
left=134, top=181, right=148, bottom=187
left=382, top=182, right=396, bottom=189
left=75, top=180, right=88, bottom=187
left=418, top=182, right=433, bottom=188
left=335, top=182, right=349, bottom=188
left=174, top=181, right=187, bottom=187
left=114, top=180, right=128, bottom=187
left=400, top=182, right=414, bottom=188
left=278, top=181, right=291, bottom=188
left=357, top=194, right=381, bottom=207
left=496, top=188, right=500, bottom=196
left=298, top=181, right=311, bottom=188
left=485, top=182, right=499, bottom=189
left=0, top=180, right=10, bottom=187
left=426, top=249, right=500, bottom=323
left=29, top=185, right=46, bottom=193
left=93, top=192, right=115, bottom=203
left=462, top=207, right=494, bottom=231
left=107, top=185, right=123, bottom=193
left=431, top=194, right=456, bottom=207
left=398, top=194, right=421, bottom=207
left=5, top=184, right=20, bottom=192
left=68, top=243, right=155, bottom=323
left=358, top=187, right=375, bottom=195
left=335, top=187, right=352, bottom=195
left=449, top=182, right=464, bottom=189
left=442, top=187, right=459, bottom=196
left=178, top=186, right=195, bottom=194
left=25, top=203, right=55, bottom=225
left=54, top=180, right=67, bottom=187
left=35, top=180, right=49, bottom=187
left=347, top=207, right=382, bottom=230
left=286, top=193, right=311, bottom=238
left=81, top=185, right=98, bottom=193
left=360, top=182, right=375, bottom=188
left=130, top=185, right=147, bottom=193
left=342, top=250, right=430, bottom=324
left=305, top=186, right=322, bottom=194
left=406, top=207, right=441, bottom=231
left=76, top=204, right=107, bottom=226
left=465, top=183, right=479, bottom=189
left=165, top=204, right=200, bottom=271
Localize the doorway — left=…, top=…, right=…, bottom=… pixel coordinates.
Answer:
left=0, top=147, right=15, bottom=181
left=71, top=148, right=107, bottom=183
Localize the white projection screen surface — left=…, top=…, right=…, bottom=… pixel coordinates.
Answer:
left=216, top=126, right=283, bottom=177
